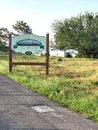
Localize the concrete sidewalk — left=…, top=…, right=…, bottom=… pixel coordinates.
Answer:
left=0, top=75, right=98, bottom=130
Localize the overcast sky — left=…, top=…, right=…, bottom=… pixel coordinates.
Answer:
left=0, top=0, right=98, bottom=38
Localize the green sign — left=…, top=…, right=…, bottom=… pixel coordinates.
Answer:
left=12, top=34, right=46, bottom=54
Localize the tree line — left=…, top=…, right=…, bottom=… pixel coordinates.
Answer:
left=1, top=12, right=98, bottom=58
left=52, top=12, right=98, bottom=58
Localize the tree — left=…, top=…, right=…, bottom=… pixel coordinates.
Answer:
left=52, top=12, right=98, bottom=58
left=0, top=27, right=9, bottom=51
left=0, top=27, right=9, bottom=45
left=12, top=20, right=32, bottom=35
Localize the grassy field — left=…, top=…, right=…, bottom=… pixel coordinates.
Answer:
left=0, top=52, right=98, bottom=122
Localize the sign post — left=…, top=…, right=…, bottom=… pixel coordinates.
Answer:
left=9, top=33, right=12, bottom=72
left=46, top=33, right=49, bottom=76
left=9, top=33, right=49, bottom=77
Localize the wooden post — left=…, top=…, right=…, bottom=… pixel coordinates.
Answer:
left=9, top=33, right=12, bottom=72
left=46, top=33, right=49, bottom=77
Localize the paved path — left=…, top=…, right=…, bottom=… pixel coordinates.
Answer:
left=0, top=75, right=98, bottom=130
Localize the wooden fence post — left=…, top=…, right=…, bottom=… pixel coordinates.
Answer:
left=46, top=33, right=49, bottom=77
left=9, top=33, right=12, bottom=72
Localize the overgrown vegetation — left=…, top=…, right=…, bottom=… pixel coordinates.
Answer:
left=0, top=53, right=98, bottom=122
left=52, top=12, right=98, bottom=58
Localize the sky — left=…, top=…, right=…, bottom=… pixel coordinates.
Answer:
left=0, top=0, right=98, bottom=39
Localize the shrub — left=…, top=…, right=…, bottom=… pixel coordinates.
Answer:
left=58, top=57, right=62, bottom=61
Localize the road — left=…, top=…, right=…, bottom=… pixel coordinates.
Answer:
left=0, top=75, right=98, bottom=130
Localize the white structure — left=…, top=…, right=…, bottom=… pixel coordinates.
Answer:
left=65, top=49, right=78, bottom=57
left=50, top=49, right=65, bottom=57
left=50, top=49, right=78, bottom=57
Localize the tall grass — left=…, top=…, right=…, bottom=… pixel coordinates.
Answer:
left=0, top=53, right=98, bottom=122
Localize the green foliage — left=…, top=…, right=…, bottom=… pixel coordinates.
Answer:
left=0, top=27, right=9, bottom=45
left=58, top=57, right=62, bottom=61
left=0, top=44, right=8, bottom=52
left=52, top=12, right=98, bottom=58
left=12, top=20, right=31, bottom=34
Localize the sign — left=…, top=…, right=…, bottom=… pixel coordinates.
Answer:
left=12, top=34, right=46, bottom=54
left=9, top=33, right=49, bottom=77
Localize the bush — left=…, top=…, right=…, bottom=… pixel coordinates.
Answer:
left=0, top=44, right=8, bottom=52
left=58, top=57, right=62, bottom=61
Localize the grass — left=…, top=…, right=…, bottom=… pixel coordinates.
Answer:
left=0, top=52, right=98, bottom=122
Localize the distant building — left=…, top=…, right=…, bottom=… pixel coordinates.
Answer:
left=65, top=49, right=78, bottom=57
left=50, top=49, right=78, bottom=57
left=50, top=49, right=65, bottom=57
